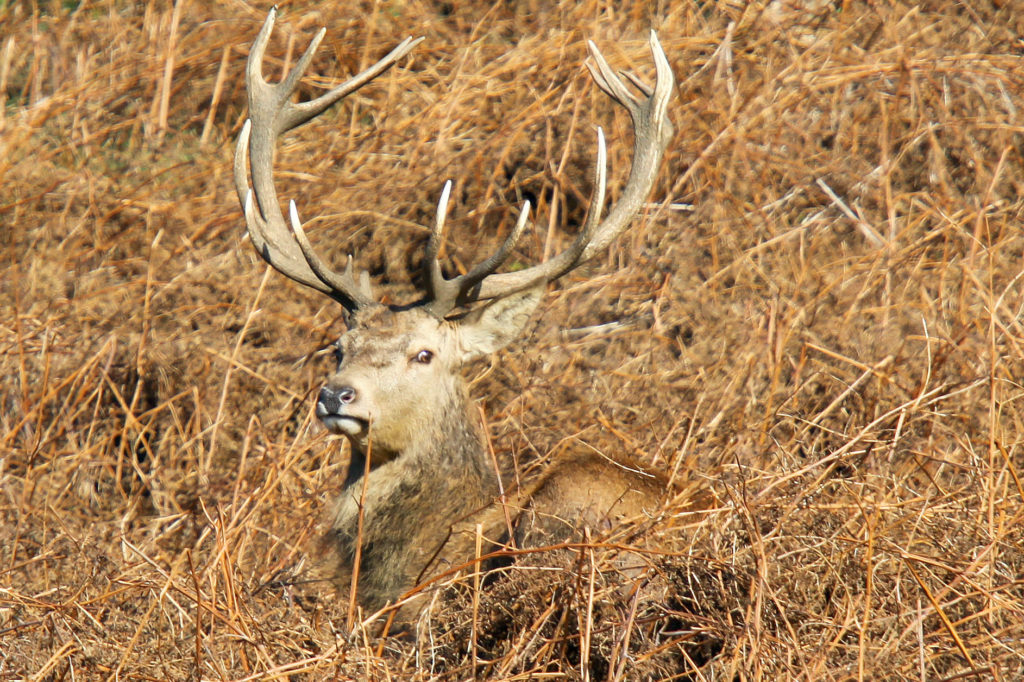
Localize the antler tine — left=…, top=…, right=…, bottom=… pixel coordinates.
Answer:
left=585, top=39, right=643, bottom=111
left=620, top=70, right=654, bottom=98
left=423, top=188, right=532, bottom=317
left=234, top=8, right=421, bottom=312
left=288, top=201, right=373, bottom=301
left=293, top=36, right=422, bottom=129
left=424, top=180, right=454, bottom=304
left=426, top=33, right=674, bottom=309
left=461, top=200, right=532, bottom=286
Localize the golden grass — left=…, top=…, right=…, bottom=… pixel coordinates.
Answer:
left=2, top=0, right=1023, bottom=679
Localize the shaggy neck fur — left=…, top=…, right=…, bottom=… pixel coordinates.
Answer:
left=328, top=382, right=499, bottom=612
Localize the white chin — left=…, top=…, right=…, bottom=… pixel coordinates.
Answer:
left=321, top=415, right=365, bottom=436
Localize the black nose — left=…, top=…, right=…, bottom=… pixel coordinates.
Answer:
left=318, top=385, right=356, bottom=413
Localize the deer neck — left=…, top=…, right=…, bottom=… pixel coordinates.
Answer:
left=332, top=385, right=498, bottom=545
left=341, top=399, right=495, bottom=495
left=328, top=387, right=499, bottom=610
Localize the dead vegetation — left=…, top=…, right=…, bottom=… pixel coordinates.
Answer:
left=2, top=0, right=1023, bottom=679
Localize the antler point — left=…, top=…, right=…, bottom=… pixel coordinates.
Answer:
left=287, top=200, right=302, bottom=232
left=433, top=181, right=453, bottom=235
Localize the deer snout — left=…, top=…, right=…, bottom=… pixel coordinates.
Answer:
left=316, top=385, right=366, bottom=436
left=318, top=385, right=356, bottom=413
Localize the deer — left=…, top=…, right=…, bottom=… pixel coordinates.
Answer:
left=233, top=9, right=675, bottom=620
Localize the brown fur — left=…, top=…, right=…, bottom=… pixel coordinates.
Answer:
left=317, top=299, right=665, bottom=617
left=233, top=11, right=678, bottom=623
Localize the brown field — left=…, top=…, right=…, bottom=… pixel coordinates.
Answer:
left=3, top=0, right=1024, bottom=679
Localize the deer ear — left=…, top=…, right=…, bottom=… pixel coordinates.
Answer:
left=456, top=285, right=544, bottom=362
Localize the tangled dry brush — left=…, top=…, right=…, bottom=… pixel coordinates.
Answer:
left=2, top=0, right=1023, bottom=679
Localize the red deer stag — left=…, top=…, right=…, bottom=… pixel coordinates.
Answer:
left=234, top=9, right=674, bottom=618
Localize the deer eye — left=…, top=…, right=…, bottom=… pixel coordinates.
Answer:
left=332, top=345, right=344, bottom=364
left=413, top=349, right=434, bottom=365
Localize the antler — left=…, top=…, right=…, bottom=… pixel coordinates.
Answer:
left=234, top=9, right=422, bottom=312
left=422, top=32, right=675, bottom=317
left=235, top=12, right=672, bottom=318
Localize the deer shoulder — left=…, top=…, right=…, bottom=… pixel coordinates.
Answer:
left=234, top=9, right=675, bottom=619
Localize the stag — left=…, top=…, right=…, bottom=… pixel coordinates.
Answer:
left=234, top=9, right=675, bottom=617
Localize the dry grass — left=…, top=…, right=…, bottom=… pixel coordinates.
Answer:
left=3, top=0, right=1024, bottom=679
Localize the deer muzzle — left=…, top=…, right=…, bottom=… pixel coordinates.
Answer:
left=317, top=385, right=367, bottom=436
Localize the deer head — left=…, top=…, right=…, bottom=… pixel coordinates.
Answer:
left=233, top=9, right=674, bottom=464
